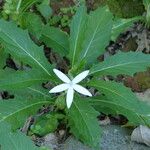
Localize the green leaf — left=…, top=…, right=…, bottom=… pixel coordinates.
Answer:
left=67, top=98, right=101, bottom=148
left=19, top=0, right=41, bottom=13
left=111, top=16, right=142, bottom=41
left=88, top=80, right=150, bottom=125
left=0, top=98, right=52, bottom=130
left=79, top=6, right=113, bottom=64
left=37, top=0, right=52, bottom=22
left=89, top=97, right=150, bottom=126
left=9, top=85, right=50, bottom=100
left=90, top=52, right=150, bottom=76
left=143, top=0, right=150, bottom=25
left=19, top=12, right=44, bottom=39
left=143, top=0, right=150, bottom=8
left=89, top=96, right=116, bottom=115
left=0, top=69, right=50, bottom=90
left=0, top=122, right=39, bottom=150
left=40, top=25, right=69, bottom=56
left=0, top=19, right=52, bottom=77
left=31, top=114, right=58, bottom=136
left=107, top=0, right=144, bottom=18
left=69, top=5, right=87, bottom=66
left=0, top=48, right=7, bottom=69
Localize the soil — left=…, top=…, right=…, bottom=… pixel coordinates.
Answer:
left=106, top=22, right=150, bottom=92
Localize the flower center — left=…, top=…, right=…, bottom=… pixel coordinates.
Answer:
left=69, top=81, right=74, bottom=87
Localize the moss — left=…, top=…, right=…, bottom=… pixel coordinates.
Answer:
left=135, top=71, right=150, bottom=91
left=84, top=0, right=106, bottom=11
left=107, top=0, right=145, bottom=18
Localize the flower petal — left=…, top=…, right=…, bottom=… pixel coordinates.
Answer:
left=53, top=69, right=70, bottom=83
left=72, top=70, right=89, bottom=84
left=66, top=88, right=74, bottom=109
left=73, top=84, right=92, bottom=97
left=49, top=84, right=69, bottom=93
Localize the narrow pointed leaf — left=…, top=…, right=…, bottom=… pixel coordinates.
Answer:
left=0, top=122, right=39, bottom=150
left=80, top=7, right=113, bottom=64
left=20, top=0, right=41, bottom=13
left=0, top=69, right=50, bottom=90
left=0, top=49, right=7, bottom=69
left=0, top=98, right=52, bottom=130
left=0, top=19, right=52, bottom=77
left=67, top=98, right=101, bottom=148
left=40, top=25, right=69, bottom=56
left=111, top=16, right=142, bottom=41
left=9, top=85, right=50, bottom=100
left=88, top=80, right=150, bottom=125
left=69, top=5, right=87, bottom=66
left=36, top=0, right=52, bottom=21
left=90, top=52, right=150, bottom=76
left=143, top=0, right=150, bottom=9
left=20, top=12, right=44, bottom=39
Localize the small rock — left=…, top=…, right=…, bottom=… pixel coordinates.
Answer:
left=131, top=125, right=150, bottom=147
left=42, top=133, right=59, bottom=150
left=99, top=116, right=111, bottom=125
left=61, top=125, right=150, bottom=150
left=59, top=130, right=65, bottom=139
left=136, top=89, right=150, bottom=103
left=62, top=137, right=91, bottom=150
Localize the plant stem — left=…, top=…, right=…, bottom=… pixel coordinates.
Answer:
left=16, top=0, right=22, bottom=14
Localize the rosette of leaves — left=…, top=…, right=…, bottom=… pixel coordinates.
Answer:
left=0, top=4, right=150, bottom=150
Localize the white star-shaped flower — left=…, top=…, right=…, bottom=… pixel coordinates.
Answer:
left=49, top=69, right=92, bottom=109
